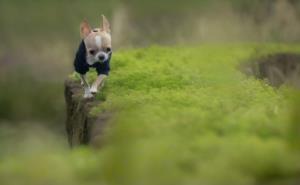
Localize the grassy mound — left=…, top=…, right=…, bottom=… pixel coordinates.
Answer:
left=2, top=44, right=300, bottom=185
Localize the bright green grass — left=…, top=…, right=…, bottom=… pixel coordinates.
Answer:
left=2, top=44, right=300, bottom=185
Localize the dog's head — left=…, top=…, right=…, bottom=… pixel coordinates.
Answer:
left=80, top=15, right=112, bottom=65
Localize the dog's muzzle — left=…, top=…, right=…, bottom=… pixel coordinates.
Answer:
left=97, top=51, right=112, bottom=63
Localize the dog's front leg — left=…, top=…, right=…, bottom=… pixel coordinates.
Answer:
left=90, top=74, right=107, bottom=94
left=80, top=74, right=93, bottom=98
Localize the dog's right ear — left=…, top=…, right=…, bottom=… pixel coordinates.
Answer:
left=100, top=15, right=110, bottom=33
left=80, top=19, right=91, bottom=39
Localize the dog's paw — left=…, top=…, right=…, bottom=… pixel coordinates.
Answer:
left=90, top=86, right=98, bottom=94
left=83, top=92, right=94, bottom=99
left=83, top=88, right=93, bottom=99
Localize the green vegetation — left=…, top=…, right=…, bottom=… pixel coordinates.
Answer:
left=1, top=0, right=300, bottom=184
left=2, top=44, right=300, bottom=185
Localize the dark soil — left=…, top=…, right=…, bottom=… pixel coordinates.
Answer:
left=64, top=80, right=111, bottom=147
left=241, top=53, right=300, bottom=89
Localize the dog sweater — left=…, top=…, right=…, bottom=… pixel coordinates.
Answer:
left=74, top=41, right=111, bottom=75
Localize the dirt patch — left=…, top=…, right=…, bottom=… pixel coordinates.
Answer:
left=64, top=79, right=111, bottom=147
left=241, top=53, right=300, bottom=89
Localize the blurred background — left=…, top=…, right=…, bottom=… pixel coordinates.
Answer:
left=1, top=0, right=300, bottom=126
left=0, top=0, right=300, bottom=169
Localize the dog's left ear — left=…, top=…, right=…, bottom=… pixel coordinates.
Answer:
left=100, top=15, right=110, bottom=33
left=80, top=19, right=92, bottom=39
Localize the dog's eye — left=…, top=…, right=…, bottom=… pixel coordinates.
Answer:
left=106, top=47, right=111, bottom=52
left=89, top=50, right=96, bottom=55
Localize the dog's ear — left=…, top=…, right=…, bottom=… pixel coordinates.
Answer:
left=80, top=19, right=92, bottom=39
left=100, top=15, right=110, bottom=33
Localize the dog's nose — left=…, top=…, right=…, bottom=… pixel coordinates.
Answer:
left=98, top=55, right=105, bottom=61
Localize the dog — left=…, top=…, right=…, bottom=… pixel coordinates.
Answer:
left=74, top=15, right=112, bottom=98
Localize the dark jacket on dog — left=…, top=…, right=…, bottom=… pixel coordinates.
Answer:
left=74, top=41, right=111, bottom=75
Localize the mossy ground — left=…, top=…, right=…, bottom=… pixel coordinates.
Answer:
left=2, top=44, right=300, bottom=185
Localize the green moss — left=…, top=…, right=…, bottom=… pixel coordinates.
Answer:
left=2, top=44, right=300, bottom=185
left=89, top=44, right=300, bottom=184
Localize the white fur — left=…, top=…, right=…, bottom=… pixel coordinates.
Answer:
left=95, top=36, right=102, bottom=47
left=90, top=85, right=98, bottom=94
left=80, top=74, right=93, bottom=98
left=84, top=87, right=93, bottom=98
left=87, top=55, right=97, bottom=65
left=90, top=74, right=107, bottom=94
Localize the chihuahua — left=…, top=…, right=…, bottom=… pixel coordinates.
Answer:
left=74, top=15, right=112, bottom=98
